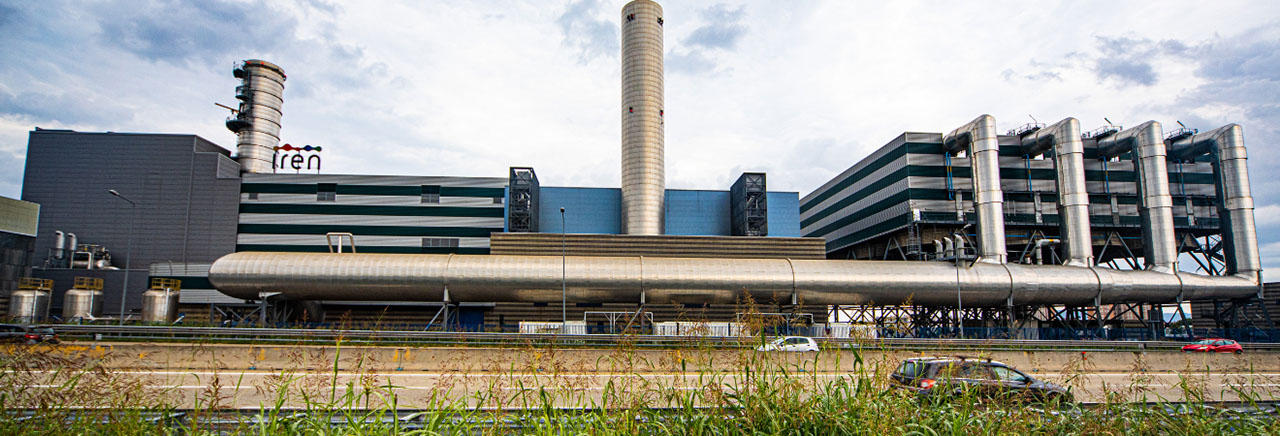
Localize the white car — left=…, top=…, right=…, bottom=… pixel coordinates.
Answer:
left=756, top=336, right=819, bottom=352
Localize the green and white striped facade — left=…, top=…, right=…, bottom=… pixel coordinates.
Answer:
left=801, top=132, right=1221, bottom=257
left=238, top=173, right=507, bottom=255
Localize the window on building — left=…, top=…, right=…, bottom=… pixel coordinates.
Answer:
left=422, top=237, right=459, bottom=248
left=317, top=183, right=337, bottom=202
left=421, top=185, right=441, bottom=204
left=248, top=192, right=259, bottom=200
left=493, top=197, right=504, bottom=204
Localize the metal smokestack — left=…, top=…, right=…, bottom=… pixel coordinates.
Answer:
left=620, top=0, right=665, bottom=234
left=226, top=59, right=286, bottom=173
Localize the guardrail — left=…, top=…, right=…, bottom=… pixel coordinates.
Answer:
left=47, top=325, right=1280, bottom=351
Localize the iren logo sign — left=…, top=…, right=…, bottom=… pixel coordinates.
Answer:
left=273, top=144, right=322, bottom=172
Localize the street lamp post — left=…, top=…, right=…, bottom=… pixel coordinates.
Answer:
left=560, top=207, right=567, bottom=327
left=108, top=190, right=136, bottom=325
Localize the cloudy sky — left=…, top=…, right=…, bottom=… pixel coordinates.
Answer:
left=2, top=0, right=1280, bottom=270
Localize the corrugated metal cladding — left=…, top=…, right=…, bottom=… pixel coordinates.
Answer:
left=149, top=262, right=237, bottom=304
left=0, top=196, right=38, bottom=298
left=0, top=232, right=35, bottom=298
left=489, top=233, right=827, bottom=259
left=537, top=187, right=802, bottom=237
left=0, top=196, right=40, bottom=237
left=801, top=131, right=1221, bottom=255
left=21, top=130, right=242, bottom=269
left=237, top=173, right=508, bottom=255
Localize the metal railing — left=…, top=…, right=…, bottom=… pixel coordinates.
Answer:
left=47, top=325, right=1280, bottom=351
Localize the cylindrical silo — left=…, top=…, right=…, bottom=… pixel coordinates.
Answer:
left=141, top=278, right=181, bottom=324
left=226, top=59, right=286, bottom=173
left=621, top=0, right=665, bottom=234
left=62, top=277, right=105, bottom=321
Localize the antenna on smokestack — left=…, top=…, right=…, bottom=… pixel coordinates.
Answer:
left=214, top=102, right=238, bottom=114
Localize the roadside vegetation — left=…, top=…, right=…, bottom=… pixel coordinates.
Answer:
left=1, top=330, right=1278, bottom=435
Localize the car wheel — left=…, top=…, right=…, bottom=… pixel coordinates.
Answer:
left=1234, top=350, right=1243, bottom=355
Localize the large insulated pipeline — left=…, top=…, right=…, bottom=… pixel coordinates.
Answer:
left=1096, top=121, right=1179, bottom=274
left=1168, top=124, right=1262, bottom=285
left=1021, top=118, right=1093, bottom=267
left=943, top=115, right=1007, bottom=264
left=208, top=251, right=1257, bottom=307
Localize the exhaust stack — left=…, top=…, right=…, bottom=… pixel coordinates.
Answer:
left=620, top=0, right=665, bottom=234
left=226, top=59, right=286, bottom=174
left=943, top=115, right=1007, bottom=264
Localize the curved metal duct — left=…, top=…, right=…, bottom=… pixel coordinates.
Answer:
left=1096, top=121, right=1178, bottom=273
left=1021, top=118, right=1093, bottom=267
left=1168, top=124, right=1261, bottom=284
left=943, top=115, right=1007, bottom=264
left=208, top=251, right=1259, bottom=306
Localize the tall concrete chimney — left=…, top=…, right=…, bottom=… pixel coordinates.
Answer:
left=226, top=59, right=286, bottom=173
left=620, top=0, right=665, bottom=234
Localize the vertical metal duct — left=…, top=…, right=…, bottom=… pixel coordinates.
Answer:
left=620, top=0, right=665, bottom=235
left=943, top=115, right=1007, bottom=264
left=1168, top=124, right=1261, bottom=284
left=1020, top=118, right=1093, bottom=267
left=1097, top=121, right=1177, bottom=273
left=226, top=60, right=286, bottom=174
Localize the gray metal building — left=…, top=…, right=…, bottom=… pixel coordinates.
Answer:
left=20, top=129, right=242, bottom=315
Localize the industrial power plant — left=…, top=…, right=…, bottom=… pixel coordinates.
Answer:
left=4, top=0, right=1275, bottom=341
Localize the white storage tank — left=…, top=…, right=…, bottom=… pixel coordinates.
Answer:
left=140, top=278, right=181, bottom=323
left=62, top=277, right=105, bottom=321
left=8, top=278, right=52, bottom=323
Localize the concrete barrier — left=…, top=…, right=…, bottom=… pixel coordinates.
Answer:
left=13, top=342, right=1279, bottom=375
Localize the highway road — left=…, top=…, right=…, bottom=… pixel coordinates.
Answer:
left=10, top=368, right=1280, bottom=409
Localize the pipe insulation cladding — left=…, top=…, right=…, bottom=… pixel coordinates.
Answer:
left=1167, top=124, right=1262, bottom=282
left=943, top=115, right=1007, bottom=264
left=620, top=0, right=665, bottom=235
left=1020, top=118, right=1094, bottom=268
left=1097, top=121, right=1179, bottom=274
left=207, top=252, right=1258, bottom=307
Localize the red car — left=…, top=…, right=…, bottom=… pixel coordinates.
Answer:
left=1181, top=338, right=1243, bottom=354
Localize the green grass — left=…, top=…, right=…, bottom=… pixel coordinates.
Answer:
left=1, top=335, right=1278, bottom=435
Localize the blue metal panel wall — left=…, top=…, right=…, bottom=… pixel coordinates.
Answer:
left=539, top=187, right=802, bottom=237
left=665, top=190, right=730, bottom=236
left=766, top=192, right=801, bottom=237
left=539, top=187, right=621, bottom=234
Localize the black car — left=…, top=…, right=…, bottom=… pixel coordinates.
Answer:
left=890, top=357, right=1071, bottom=403
left=0, top=324, right=59, bottom=344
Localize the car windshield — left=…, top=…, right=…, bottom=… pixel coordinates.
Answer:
left=32, top=328, right=54, bottom=334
